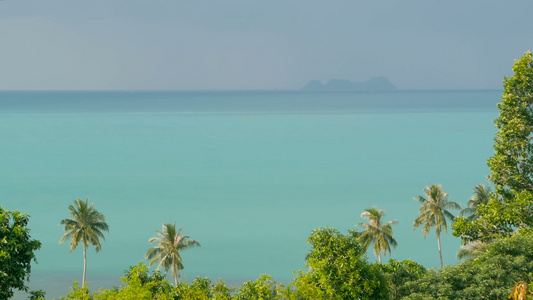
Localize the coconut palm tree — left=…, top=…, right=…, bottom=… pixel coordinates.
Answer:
left=59, top=198, right=109, bottom=286
left=146, top=222, right=200, bottom=286
left=459, top=184, right=492, bottom=221
left=356, top=207, right=398, bottom=263
left=413, top=184, right=461, bottom=268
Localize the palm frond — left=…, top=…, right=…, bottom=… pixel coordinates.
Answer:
left=59, top=198, right=109, bottom=253
left=356, top=207, right=397, bottom=262
left=413, top=184, right=462, bottom=267
left=146, top=222, right=200, bottom=285
left=443, top=201, right=462, bottom=210
left=459, top=207, right=476, bottom=217
left=414, top=195, right=427, bottom=204
left=59, top=230, right=75, bottom=245
left=456, top=241, right=488, bottom=260
left=181, top=239, right=201, bottom=249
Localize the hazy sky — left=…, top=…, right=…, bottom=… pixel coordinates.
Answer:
left=1, top=1, right=532, bottom=90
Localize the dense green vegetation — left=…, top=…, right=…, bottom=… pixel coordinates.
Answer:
left=58, top=228, right=392, bottom=300
left=0, top=206, right=41, bottom=299
left=454, top=51, right=533, bottom=245
left=4, top=51, right=533, bottom=299
left=54, top=232, right=533, bottom=300
left=288, top=227, right=389, bottom=299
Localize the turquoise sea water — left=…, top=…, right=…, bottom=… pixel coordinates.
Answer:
left=1, top=90, right=500, bottom=299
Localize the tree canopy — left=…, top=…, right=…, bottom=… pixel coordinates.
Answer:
left=454, top=51, right=533, bottom=244
left=401, top=234, right=533, bottom=300
left=488, top=51, right=533, bottom=194
left=290, top=227, right=389, bottom=299
left=0, top=206, right=41, bottom=299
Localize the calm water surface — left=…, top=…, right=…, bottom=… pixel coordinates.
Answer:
left=0, top=90, right=500, bottom=299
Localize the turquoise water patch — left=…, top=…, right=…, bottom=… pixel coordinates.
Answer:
left=0, top=90, right=499, bottom=299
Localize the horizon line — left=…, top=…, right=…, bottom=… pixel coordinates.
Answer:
left=0, top=88, right=504, bottom=93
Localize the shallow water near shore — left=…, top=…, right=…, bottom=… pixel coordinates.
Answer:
left=1, top=90, right=500, bottom=299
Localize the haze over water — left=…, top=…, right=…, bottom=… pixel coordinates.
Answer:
left=1, top=90, right=500, bottom=299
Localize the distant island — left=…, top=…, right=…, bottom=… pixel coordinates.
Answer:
left=301, top=77, right=396, bottom=92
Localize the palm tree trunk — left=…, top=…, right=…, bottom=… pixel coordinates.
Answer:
left=437, top=234, right=443, bottom=268
left=378, top=253, right=382, bottom=264
left=83, top=245, right=87, bottom=286
left=172, top=258, right=178, bottom=286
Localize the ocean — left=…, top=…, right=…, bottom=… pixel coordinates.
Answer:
left=0, top=90, right=500, bottom=299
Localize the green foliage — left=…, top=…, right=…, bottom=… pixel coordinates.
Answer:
left=94, top=263, right=173, bottom=300
left=488, top=51, right=533, bottom=194
left=124, top=262, right=166, bottom=286
left=453, top=190, right=533, bottom=243
left=122, top=263, right=172, bottom=298
left=455, top=52, right=533, bottom=245
left=60, top=264, right=232, bottom=300
left=235, top=274, right=281, bottom=300
left=159, top=276, right=233, bottom=300
left=60, top=282, right=92, bottom=300
left=401, top=234, right=533, bottom=299
left=60, top=267, right=234, bottom=300
left=29, top=289, right=46, bottom=300
left=212, top=279, right=234, bottom=300
left=173, top=277, right=215, bottom=300
left=356, top=207, right=398, bottom=263
left=0, top=206, right=41, bottom=299
left=380, top=259, right=427, bottom=299
left=99, top=264, right=234, bottom=300
left=289, top=227, right=389, bottom=300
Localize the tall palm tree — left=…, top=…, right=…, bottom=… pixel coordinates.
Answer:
left=356, top=207, right=398, bottom=263
left=459, top=184, right=492, bottom=221
left=146, top=222, right=200, bottom=286
left=413, top=184, right=461, bottom=268
left=59, top=198, right=109, bottom=286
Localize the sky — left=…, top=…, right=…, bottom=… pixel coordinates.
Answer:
left=1, top=1, right=532, bottom=91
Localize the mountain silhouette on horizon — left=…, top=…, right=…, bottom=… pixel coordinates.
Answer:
left=301, top=77, right=396, bottom=92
